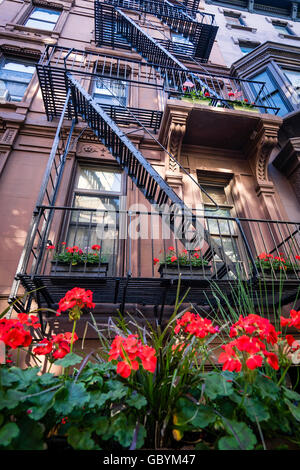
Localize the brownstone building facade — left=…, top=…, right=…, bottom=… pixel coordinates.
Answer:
left=0, top=0, right=299, bottom=338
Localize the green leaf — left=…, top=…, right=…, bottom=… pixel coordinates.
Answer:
left=284, top=398, right=300, bottom=422
left=11, top=418, right=45, bottom=450
left=0, top=389, right=24, bottom=410
left=54, top=382, right=89, bottom=415
left=67, top=427, right=98, bottom=450
left=201, top=372, right=234, bottom=400
left=255, top=374, right=280, bottom=400
left=0, top=422, right=19, bottom=447
left=175, top=397, right=216, bottom=430
left=54, top=353, right=82, bottom=367
left=219, top=420, right=257, bottom=450
left=231, top=393, right=270, bottom=423
left=135, top=424, right=147, bottom=449
left=93, top=416, right=110, bottom=436
left=283, top=387, right=300, bottom=402
left=126, top=392, right=147, bottom=410
left=27, top=391, right=56, bottom=421
left=1, top=367, right=40, bottom=389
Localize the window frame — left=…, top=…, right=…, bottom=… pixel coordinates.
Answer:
left=23, top=5, right=61, bottom=32
left=272, top=21, right=295, bottom=36
left=0, top=54, right=36, bottom=102
left=224, top=11, right=245, bottom=26
left=60, top=163, right=126, bottom=275
left=248, top=65, right=293, bottom=116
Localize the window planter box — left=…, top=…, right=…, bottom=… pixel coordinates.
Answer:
left=182, top=97, right=211, bottom=106
left=233, top=104, right=260, bottom=113
left=158, top=264, right=211, bottom=279
left=257, top=268, right=300, bottom=280
left=50, top=261, right=108, bottom=277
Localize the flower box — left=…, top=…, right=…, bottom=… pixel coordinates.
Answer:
left=50, top=261, right=108, bottom=277
left=182, top=97, right=211, bottom=106
left=257, top=268, right=300, bottom=281
left=158, top=263, right=211, bottom=279
left=233, top=104, right=259, bottom=113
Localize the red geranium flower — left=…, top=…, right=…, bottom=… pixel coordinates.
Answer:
left=91, top=244, right=101, bottom=251
left=33, top=338, right=53, bottom=355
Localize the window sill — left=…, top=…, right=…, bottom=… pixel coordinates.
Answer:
left=5, top=23, right=60, bottom=40
left=226, top=23, right=257, bottom=33
left=278, top=33, right=300, bottom=41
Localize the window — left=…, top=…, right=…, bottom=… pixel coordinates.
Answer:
left=272, top=22, right=294, bottom=36
left=0, top=57, right=35, bottom=101
left=67, top=167, right=123, bottom=257
left=239, top=42, right=257, bottom=54
left=24, top=7, right=60, bottom=31
left=224, top=12, right=244, bottom=26
left=198, top=177, right=243, bottom=279
left=171, top=33, right=193, bottom=46
left=250, top=69, right=290, bottom=116
left=282, top=69, right=300, bottom=96
left=92, top=77, right=128, bottom=107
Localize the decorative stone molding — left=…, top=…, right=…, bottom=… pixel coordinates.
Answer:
left=246, top=118, right=281, bottom=185
left=164, top=109, right=189, bottom=174
left=245, top=116, right=283, bottom=219
left=0, top=125, right=19, bottom=176
left=273, top=137, right=300, bottom=203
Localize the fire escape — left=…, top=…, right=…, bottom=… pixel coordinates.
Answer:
left=9, top=0, right=300, bottom=328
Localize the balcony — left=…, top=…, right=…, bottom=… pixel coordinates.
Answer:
left=95, top=0, right=218, bottom=62
left=16, top=206, right=300, bottom=323
left=159, top=67, right=282, bottom=151
left=36, top=46, right=164, bottom=131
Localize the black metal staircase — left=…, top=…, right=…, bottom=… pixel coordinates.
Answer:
left=96, top=0, right=218, bottom=62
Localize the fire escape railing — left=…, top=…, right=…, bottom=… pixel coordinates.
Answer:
left=95, top=0, right=218, bottom=63
left=93, top=3, right=280, bottom=113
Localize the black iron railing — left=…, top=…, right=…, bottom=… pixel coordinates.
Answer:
left=16, top=205, right=300, bottom=283
left=37, top=46, right=165, bottom=125
left=37, top=45, right=280, bottom=118
left=95, top=0, right=218, bottom=65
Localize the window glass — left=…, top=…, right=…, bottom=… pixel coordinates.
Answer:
left=282, top=69, right=300, bottom=94
left=250, top=69, right=290, bottom=116
left=224, top=13, right=243, bottom=25
left=77, top=168, right=122, bottom=193
left=171, top=33, right=193, bottom=46
left=272, top=23, right=292, bottom=35
left=239, top=44, right=255, bottom=54
left=0, top=58, right=35, bottom=101
left=93, top=78, right=127, bottom=106
left=67, top=167, right=122, bottom=255
left=24, top=7, right=60, bottom=31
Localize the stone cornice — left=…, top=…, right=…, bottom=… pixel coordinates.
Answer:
left=273, top=137, right=300, bottom=176
left=230, top=41, right=300, bottom=77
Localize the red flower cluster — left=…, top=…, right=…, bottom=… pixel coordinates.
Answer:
left=66, top=246, right=83, bottom=255
left=219, top=335, right=279, bottom=372
left=281, top=309, right=300, bottom=330
left=108, top=334, right=157, bottom=378
left=174, top=312, right=219, bottom=339
left=258, top=252, right=286, bottom=263
left=219, top=314, right=280, bottom=372
left=57, top=287, right=95, bottom=316
left=229, top=314, right=279, bottom=345
left=0, top=313, right=40, bottom=351
left=91, top=244, right=101, bottom=251
left=33, top=331, right=79, bottom=359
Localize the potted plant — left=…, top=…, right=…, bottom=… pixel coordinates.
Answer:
left=181, top=81, right=212, bottom=106
left=48, top=243, right=108, bottom=277
left=255, top=252, right=300, bottom=280
left=154, top=246, right=211, bottom=279
left=227, top=91, right=260, bottom=113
